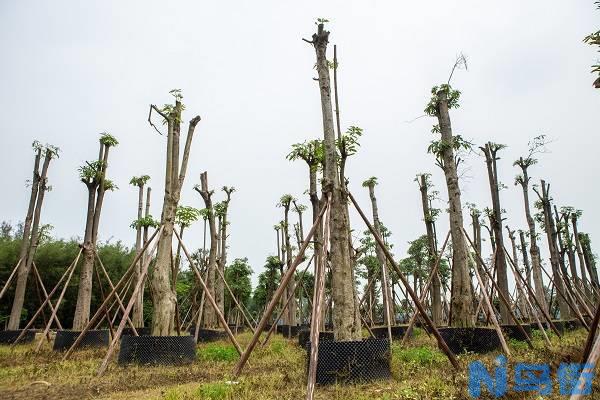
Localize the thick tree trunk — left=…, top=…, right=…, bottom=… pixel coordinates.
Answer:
left=481, top=144, right=511, bottom=324
left=419, top=175, right=442, bottom=325
left=572, top=216, right=593, bottom=299
left=435, top=90, right=474, bottom=328
left=312, top=24, right=360, bottom=340
left=580, top=234, right=600, bottom=289
left=151, top=102, right=200, bottom=335
left=8, top=149, right=45, bottom=330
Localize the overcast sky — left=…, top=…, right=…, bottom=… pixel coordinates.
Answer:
left=1, top=1, right=598, bottom=288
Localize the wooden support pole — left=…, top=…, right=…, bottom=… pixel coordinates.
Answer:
left=349, top=191, right=460, bottom=369
left=62, top=227, right=161, bottom=361
left=503, top=246, right=561, bottom=338
left=174, top=229, right=243, bottom=354
left=0, top=258, right=22, bottom=300
left=462, top=228, right=534, bottom=349
left=11, top=249, right=82, bottom=346
left=232, top=198, right=328, bottom=378
left=215, top=264, right=256, bottom=334
left=32, top=262, right=62, bottom=329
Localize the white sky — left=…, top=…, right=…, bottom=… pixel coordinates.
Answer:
left=1, top=1, right=599, bottom=288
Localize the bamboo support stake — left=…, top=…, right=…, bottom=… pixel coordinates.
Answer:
left=32, top=262, right=62, bottom=329
left=215, top=265, right=256, bottom=334
left=0, top=258, right=22, bottom=299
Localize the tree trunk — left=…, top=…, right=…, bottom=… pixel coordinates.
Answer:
left=311, top=24, right=360, bottom=340
left=481, top=144, right=511, bottom=324
left=419, top=175, right=442, bottom=325
left=572, top=215, right=593, bottom=300
left=538, top=180, right=570, bottom=319
left=8, top=149, right=44, bottom=329
left=435, top=90, right=474, bottom=328
left=133, top=184, right=145, bottom=327
left=151, top=102, right=200, bottom=335
left=197, top=172, right=218, bottom=328
left=283, top=205, right=297, bottom=327
left=516, top=163, right=547, bottom=314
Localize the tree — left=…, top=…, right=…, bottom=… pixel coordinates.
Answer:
left=362, top=177, right=394, bottom=327
left=251, top=256, right=281, bottom=318
left=579, top=233, right=599, bottom=289
left=572, top=213, right=598, bottom=298
left=425, top=83, right=474, bottom=328
left=277, top=194, right=297, bottom=327
left=194, top=172, right=218, bottom=328
left=148, top=90, right=201, bottom=335
left=584, top=1, right=600, bottom=88
left=8, top=142, right=59, bottom=330
left=480, top=142, right=511, bottom=324
left=416, top=174, right=442, bottom=325
left=306, top=22, right=361, bottom=340
left=514, top=135, right=549, bottom=314
left=72, top=133, right=118, bottom=330
left=224, top=258, right=253, bottom=319
left=129, top=174, right=150, bottom=327
left=215, top=187, right=235, bottom=319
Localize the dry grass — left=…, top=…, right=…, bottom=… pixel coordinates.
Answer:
left=0, top=328, right=593, bottom=399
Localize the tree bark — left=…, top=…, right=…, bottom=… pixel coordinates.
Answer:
left=481, top=143, right=511, bottom=324
left=311, top=24, right=360, bottom=340
left=418, top=175, right=442, bottom=325
left=435, top=90, right=474, bottom=328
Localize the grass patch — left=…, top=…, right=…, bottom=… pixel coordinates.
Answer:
left=196, top=382, right=232, bottom=399
left=197, top=344, right=238, bottom=362
left=392, top=345, right=446, bottom=365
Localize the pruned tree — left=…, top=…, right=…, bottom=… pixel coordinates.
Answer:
left=480, top=142, right=511, bottom=324
left=148, top=89, right=201, bottom=335
left=417, top=174, right=443, bottom=325
left=277, top=194, right=297, bottom=327
left=362, top=177, right=394, bottom=327
left=215, top=186, right=235, bottom=319
left=72, top=133, right=118, bottom=330
left=425, top=82, right=474, bottom=328
left=305, top=22, right=361, bottom=339
left=194, top=172, right=218, bottom=328
left=129, top=174, right=151, bottom=327
left=572, top=212, right=598, bottom=299
left=8, top=141, right=59, bottom=329
left=579, top=232, right=599, bottom=290
left=514, top=135, right=549, bottom=314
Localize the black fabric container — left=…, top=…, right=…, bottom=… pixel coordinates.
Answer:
left=438, top=327, right=500, bottom=354
left=118, top=335, right=196, bottom=366
left=228, top=324, right=245, bottom=333
left=306, top=338, right=391, bottom=385
left=53, top=329, right=109, bottom=351
left=188, top=328, right=227, bottom=343
left=0, top=329, right=36, bottom=344
left=298, top=329, right=334, bottom=348
left=276, top=324, right=300, bottom=337
left=121, top=327, right=152, bottom=337
left=501, top=324, right=532, bottom=341
left=370, top=325, right=414, bottom=340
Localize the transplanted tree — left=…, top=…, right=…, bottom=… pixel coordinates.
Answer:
left=148, top=89, right=201, bottom=335
left=514, top=135, right=549, bottom=314
left=480, top=142, right=511, bottom=324
left=194, top=172, right=218, bottom=328
left=277, top=194, right=298, bottom=327
left=416, top=173, right=443, bottom=325
left=8, top=141, right=59, bottom=330
left=215, top=186, right=235, bottom=319
left=306, top=21, right=361, bottom=339
left=129, top=174, right=151, bottom=327
left=72, top=133, right=118, bottom=330
left=362, top=177, right=394, bottom=327
left=425, top=78, right=475, bottom=328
